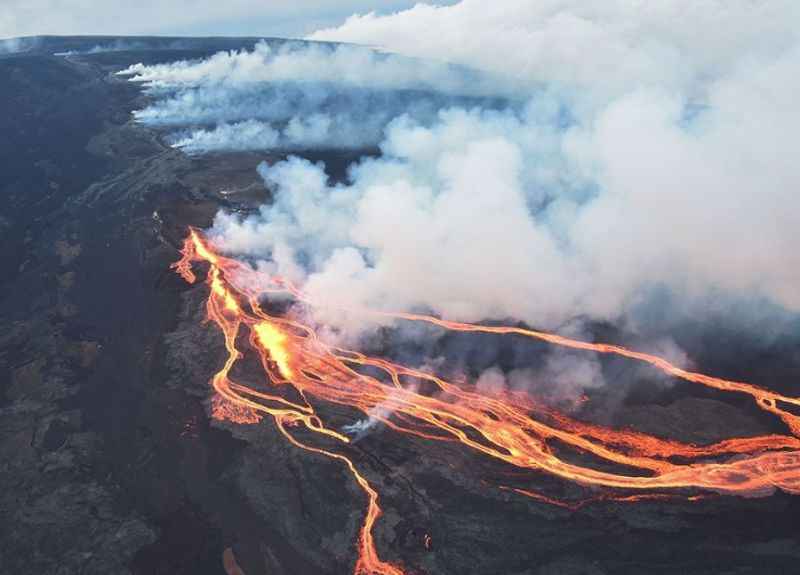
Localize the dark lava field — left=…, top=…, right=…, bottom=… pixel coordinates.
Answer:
left=1, top=36, right=799, bottom=575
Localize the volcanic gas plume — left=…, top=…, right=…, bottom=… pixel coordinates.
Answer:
left=123, top=2, right=800, bottom=336
left=111, top=3, right=800, bottom=572
left=174, top=229, right=800, bottom=575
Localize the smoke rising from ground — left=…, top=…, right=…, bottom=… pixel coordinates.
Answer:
left=0, top=37, right=21, bottom=53
left=125, top=2, right=800, bottom=367
left=122, top=40, right=514, bottom=151
left=121, top=41, right=509, bottom=94
left=54, top=39, right=159, bottom=56
left=0, top=36, right=38, bottom=54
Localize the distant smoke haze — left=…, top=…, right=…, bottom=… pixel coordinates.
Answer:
left=0, top=36, right=38, bottom=53
left=54, top=39, right=174, bottom=56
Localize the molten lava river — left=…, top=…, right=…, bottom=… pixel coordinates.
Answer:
left=174, top=229, right=800, bottom=575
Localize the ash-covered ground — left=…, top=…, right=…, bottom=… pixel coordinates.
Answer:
left=1, top=37, right=800, bottom=575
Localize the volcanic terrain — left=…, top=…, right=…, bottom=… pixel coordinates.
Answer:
left=1, top=36, right=799, bottom=575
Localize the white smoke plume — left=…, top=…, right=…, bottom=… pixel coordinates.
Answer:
left=210, top=56, right=800, bottom=331
left=0, top=37, right=21, bottom=53
left=171, top=111, right=406, bottom=153
left=119, top=40, right=510, bottom=95
left=475, top=348, right=606, bottom=411
left=122, top=40, right=512, bottom=152
left=123, top=2, right=800, bottom=358
left=0, top=36, right=38, bottom=54
left=341, top=382, right=420, bottom=441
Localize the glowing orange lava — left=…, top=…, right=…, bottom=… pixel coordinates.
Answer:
left=173, top=229, right=800, bottom=575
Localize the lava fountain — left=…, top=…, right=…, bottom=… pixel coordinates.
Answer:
left=173, top=229, right=800, bottom=575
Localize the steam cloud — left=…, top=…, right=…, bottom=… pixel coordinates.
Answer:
left=126, top=1, right=800, bottom=347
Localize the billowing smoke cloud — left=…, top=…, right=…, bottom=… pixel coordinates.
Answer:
left=210, top=55, right=800, bottom=330
left=310, top=1, right=800, bottom=109
left=211, top=106, right=589, bottom=327
left=125, top=2, right=800, bottom=381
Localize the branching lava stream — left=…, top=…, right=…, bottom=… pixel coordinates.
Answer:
left=173, top=229, right=800, bottom=575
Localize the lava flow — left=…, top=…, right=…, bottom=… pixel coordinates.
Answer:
left=173, top=229, right=800, bottom=575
